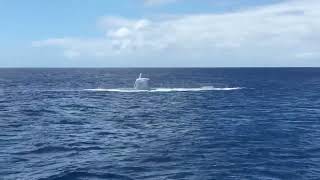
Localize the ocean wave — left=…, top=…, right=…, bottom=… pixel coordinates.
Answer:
left=42, top=171, right=134, bottom=180
left=84, top=86, right=243, bottom=93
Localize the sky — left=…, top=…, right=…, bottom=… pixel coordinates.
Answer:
left=0, top=0, right=320, bottom=67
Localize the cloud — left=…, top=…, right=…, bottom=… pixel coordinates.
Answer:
left=32, top=0, right=320, bottom=66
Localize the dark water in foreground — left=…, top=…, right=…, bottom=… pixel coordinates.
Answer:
left=1, top=68, right=320, bottom=180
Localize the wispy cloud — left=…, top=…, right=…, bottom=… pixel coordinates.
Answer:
left=32, top=0, right=320, bottom=66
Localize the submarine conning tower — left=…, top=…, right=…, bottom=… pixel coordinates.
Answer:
left=134, top=73, right=150, bottom=90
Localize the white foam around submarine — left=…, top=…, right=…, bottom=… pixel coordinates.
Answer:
left=84, top=86, right=243, bottom=93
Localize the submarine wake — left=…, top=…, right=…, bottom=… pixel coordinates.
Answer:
left=84, top=86, right=243, bottom=93
left=85, top=73, right=243, bottom=92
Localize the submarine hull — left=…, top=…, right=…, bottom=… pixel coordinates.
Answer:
left=134, top=78, right=150, bottom=90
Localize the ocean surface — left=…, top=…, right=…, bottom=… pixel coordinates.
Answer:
left=1, top=68, right=320, bottom=180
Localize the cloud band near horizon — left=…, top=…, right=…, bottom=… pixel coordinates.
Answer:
left=32, top=0, right=320, bottom=67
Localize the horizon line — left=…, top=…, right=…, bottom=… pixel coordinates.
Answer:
left=1, top=67, right=320, bottom=69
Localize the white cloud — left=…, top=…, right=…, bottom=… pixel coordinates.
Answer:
left=32, top=0, right=320, bottom=66
left=109, top=27, right=131, bottom=38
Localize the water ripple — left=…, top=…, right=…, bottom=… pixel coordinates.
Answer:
left=2, top=68, right=320, bottom=179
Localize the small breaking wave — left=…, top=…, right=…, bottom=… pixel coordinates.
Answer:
left=84, top=86, right=243, bottom=93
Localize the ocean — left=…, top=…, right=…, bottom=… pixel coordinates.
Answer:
left=1, top=68, right=320, bottom=179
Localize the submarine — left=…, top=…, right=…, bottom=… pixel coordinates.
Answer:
left=134, top=73, right=150, bottom=90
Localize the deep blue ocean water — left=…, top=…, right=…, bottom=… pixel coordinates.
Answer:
left=1, top=68, right=320, bottom=180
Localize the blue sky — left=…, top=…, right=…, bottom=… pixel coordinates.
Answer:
left=0, top=0, right=319, bottom=67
